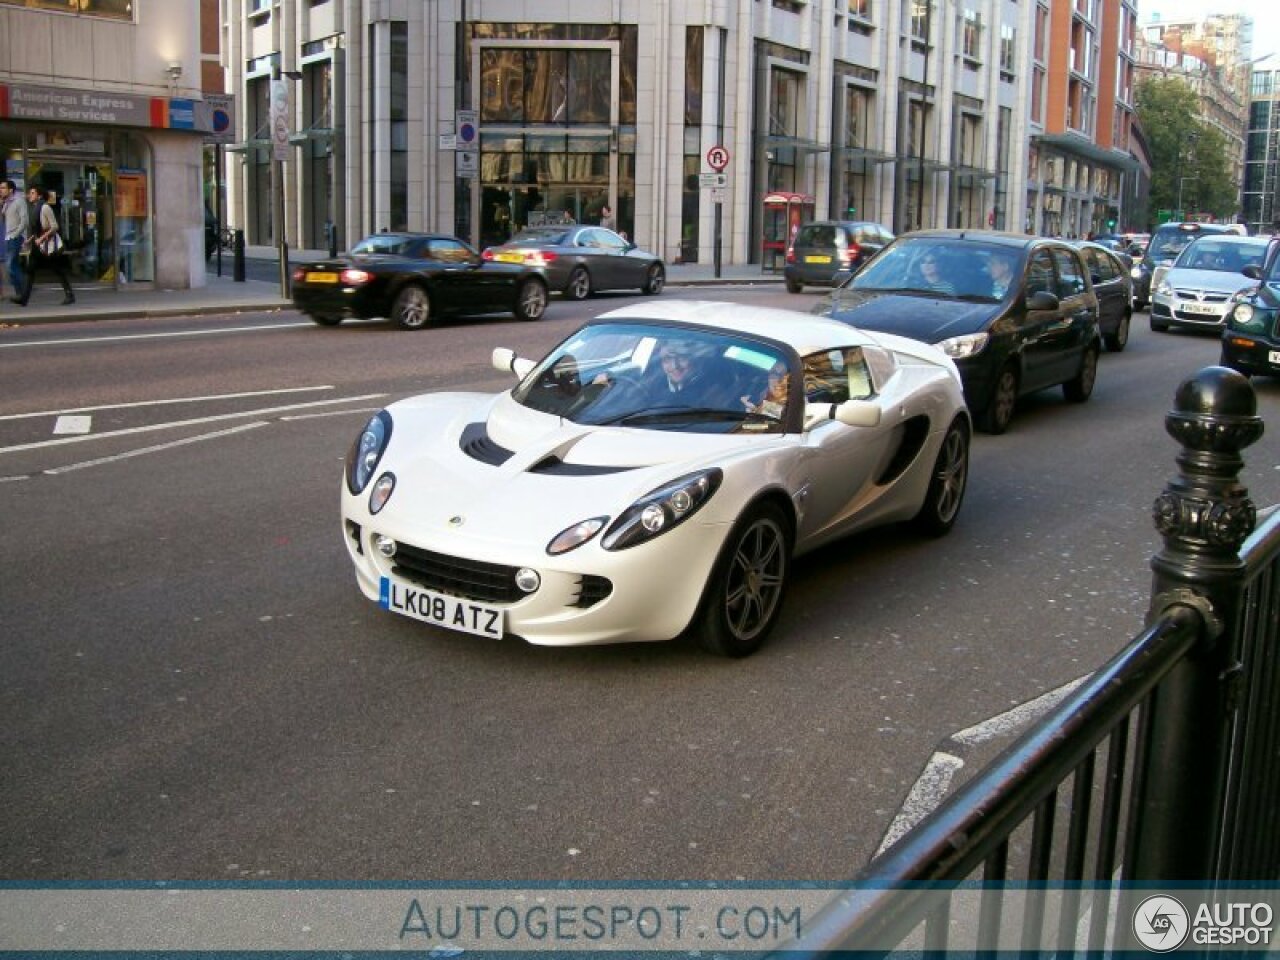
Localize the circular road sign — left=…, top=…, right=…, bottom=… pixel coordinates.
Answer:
left=707, top=145, right=730, bottom=171
left=458, top=121, right=477, bottom=145
left=212, top=108, right=231, bottom=135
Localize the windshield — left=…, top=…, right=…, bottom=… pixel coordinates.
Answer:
left=512, top=323, right=795, bottom=434
left=1173, top=239, right=1267, bottom=274
left=848, top=238, right=1021, bottom=301
left=1148, top=227, right=1221, bottom=263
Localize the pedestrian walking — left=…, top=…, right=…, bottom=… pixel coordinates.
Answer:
left=11, top=184, right=75, bottom=307
left=0, top=179, right=26, bottom=301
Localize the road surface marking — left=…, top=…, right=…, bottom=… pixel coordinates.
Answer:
left=44, top=423, right=270, bottom=475
left=0, top=322, right=313, bottom=350
left=0, top=394, right=387, bottom=455
left=0, top=386, right=335, bottom=422
left=53, top=415, right=92, bottom=435
left=875, top=673, right=1092, bottom=858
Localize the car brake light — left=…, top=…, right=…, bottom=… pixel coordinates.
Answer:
left=525, top=250, right=557, bottom=266
left=481, top=248, right=495, bottom=261
left=340, top=268, right=372, bottom=285
left=841, top=243, right=861, bottom=266
left=292, top=267, right=307, bottom=281
left=785, top=248, right=795, bottom=264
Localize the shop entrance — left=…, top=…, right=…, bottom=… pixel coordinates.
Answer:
left=25, top=158, right=116, bottom=286
left=479, top=182, right=610, bottom=248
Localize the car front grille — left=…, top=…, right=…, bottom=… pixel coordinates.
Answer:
left=1173, top=289, right=1231, bottom=303
left=573, top=575, right=613, bottom=608
left=392, top=543, right=523, bottom=603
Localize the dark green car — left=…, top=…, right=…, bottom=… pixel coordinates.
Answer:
left=1220, top=238, right=1280, bottom=378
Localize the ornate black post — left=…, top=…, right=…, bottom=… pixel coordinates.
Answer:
left=1128, top=366, right=1263, bottom=882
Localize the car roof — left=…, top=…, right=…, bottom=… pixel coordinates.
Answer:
left=592, top=300, right=884, bottom=355
left=892, top=229, right=1055, bottom=250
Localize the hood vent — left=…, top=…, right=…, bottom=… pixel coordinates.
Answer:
left=460, top=422, right=514, bottom=466
left=529, top=456, right=635, bottom=476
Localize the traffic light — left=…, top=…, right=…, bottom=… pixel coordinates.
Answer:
left=1107, top=218, right=1117, bottom=230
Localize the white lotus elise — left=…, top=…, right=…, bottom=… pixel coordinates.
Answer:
left=341, top=301, right=970, bottom=656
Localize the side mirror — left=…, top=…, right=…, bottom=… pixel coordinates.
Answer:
left=492, top=347, right=536, bottom=379
left=1026, top=290, right=1061, bottom=311
left=1243, top=265, right=1263, bottom=280
left=804, top=399, right=881, bottom=429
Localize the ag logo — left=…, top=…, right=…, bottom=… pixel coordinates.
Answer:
left=1133, top=895, right=1190, bottom=952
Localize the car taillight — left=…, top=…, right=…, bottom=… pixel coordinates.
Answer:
left=292, top=267, right=307, bottom=282
left=785, top=247, right=795, bottom=264
left=341, top=268, right=372, bottom=285
left=481, top=248, right=495, bottom=261
left=841, top=243, right=861, bottom=266
left=525, top=250, right=557, bottom=266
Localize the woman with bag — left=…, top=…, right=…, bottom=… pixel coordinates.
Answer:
left=11, top=184, right=74, bottom=307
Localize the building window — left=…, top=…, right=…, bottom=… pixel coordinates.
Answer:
left=999, top=25, right=1015, bottom=78
left=962, top=10, right=981, bottom=62
left=848, top=0, right=872, bottom=21
left=1034, top=4, right=1048, bottom=61
left=769, top=68, right=801, bottom=137
left=390, top=22, right=408, bottom=231
left=911, top=0, right=929, bottom=42
left=480, top=48, right=611, bottom=126
left=0, top=0, right=134, bottom=17
left=1031, top=66, right=1045, bottom=124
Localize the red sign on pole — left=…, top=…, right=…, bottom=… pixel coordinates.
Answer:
left=707, top=145, right=730, bottom=172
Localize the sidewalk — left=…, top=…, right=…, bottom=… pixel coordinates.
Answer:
left=0, top=246, right=784, bottom=327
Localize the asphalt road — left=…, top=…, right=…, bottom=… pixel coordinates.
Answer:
left=2, top=289, right=1278, bottom=883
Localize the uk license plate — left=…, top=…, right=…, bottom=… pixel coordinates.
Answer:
left=307, top=272, right=340, bottom=283
left=1181, top=301, right=1220, bottom=315
left=804, top=255, right=832, bottom=264
left=379, top=576, right=505, bottom=639
left=493, top=252, right=525, bottom=264
left=1269, top=350, right=1280, bottom=366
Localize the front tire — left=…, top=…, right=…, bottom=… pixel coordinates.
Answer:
left=392, top=285, right=431, bottom=330
left=565, top=267, right=592, bottom=301
left=642, top=263, right=665, bottom=295
left=696, top=503, right=791, bottom=658
left=786, top=277, right=803, bottom=294
left=1063, top=344, right=1098, bottom=403
left=514, top=278, right=548, bottom=321
left=978, top=364, right=1018, bottom=435
left=912, top=418, right=969, bottom=537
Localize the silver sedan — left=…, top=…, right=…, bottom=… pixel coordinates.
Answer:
left=482, top=225, right=666, bottom=300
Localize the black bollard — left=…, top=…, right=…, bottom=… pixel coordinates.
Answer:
left=233, top=229, right=246, bottom=282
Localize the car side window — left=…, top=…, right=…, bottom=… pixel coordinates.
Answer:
left=802, top=347, right=874, bottom=404
left=1051, top=248, right=1086, bottom=297
left=1026, top=250, right=1057, bottom=297
left=428, top=238, right=474, bottom=263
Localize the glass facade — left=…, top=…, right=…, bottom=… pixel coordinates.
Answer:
left=0, top=0, right=133, bottom=17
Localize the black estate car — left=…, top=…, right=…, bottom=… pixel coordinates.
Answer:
left=814, top=230, right=1101, bottom=434
left=784, top=220, right=894, bottom=292
left=1072, top=240, right=1134, bottom=351
left=292, top=233, right=549, bottom=329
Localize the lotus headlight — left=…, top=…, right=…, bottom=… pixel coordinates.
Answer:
left=936, top=332, right=989, bottom=360
left=603, top=469, right=723, bottom=551
left=346, top=410, right=393, bottom=494
left=547, top=517, right=608, bottom=556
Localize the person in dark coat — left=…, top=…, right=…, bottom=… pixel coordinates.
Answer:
left=11, top=185, right=74, bottom=306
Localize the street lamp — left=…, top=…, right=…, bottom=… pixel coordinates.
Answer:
left=1173, top=130, right=1199, bottom=221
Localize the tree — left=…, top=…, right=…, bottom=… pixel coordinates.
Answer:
left=1135, top=75, right=1237, bottom=223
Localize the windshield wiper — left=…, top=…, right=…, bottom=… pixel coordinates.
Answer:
left=596, top=406, right=774, bottom=427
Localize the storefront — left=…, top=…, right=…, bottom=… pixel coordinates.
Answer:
left=0, top=81, right=207, bottom=288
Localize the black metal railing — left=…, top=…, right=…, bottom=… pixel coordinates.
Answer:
left=775, top=366, right=1279, bottom=956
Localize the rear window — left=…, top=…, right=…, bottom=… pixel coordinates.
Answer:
left=795, top=225, right=840, bottom=248
left=510, top=228, right=569, bottom=245
left=1148, top=225, right=1225, bottom=262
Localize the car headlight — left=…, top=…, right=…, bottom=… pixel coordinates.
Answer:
left=1228, top=302, right=1263, bottom=330
left=1130, top=266, right=1143, bottom=279
left=602, top=469, right=723, bottom=551
left=936, top=332, right=989, bottom=360
left=346, top=410, right=393, bottom=494
left=369, top=472, right=396, bottom=514
left=547, top=517, right=609, bottom=556
left=1156, top=281, right=1172, bottom=296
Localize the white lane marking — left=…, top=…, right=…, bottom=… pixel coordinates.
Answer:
left=876, top=752, right=965, bottom=857
left=0, top=386, right=335, bottom=422
left=875, top=673, right=1093, bottom=859
left=53, top=415, right=92, bottom=435
left=280, top=407, right=381, bottom=421
left=44, top=423, right=270, bottom=475
left=950, top=674, right=1090, bottom=745
left=0, top=322, right=312, bottom=350
left=0, top=393, right=387, bottom=455
left=0, top=474, right=29, bottom=483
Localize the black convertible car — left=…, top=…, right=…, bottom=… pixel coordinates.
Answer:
left=292, top=233, right=549, bottom=329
